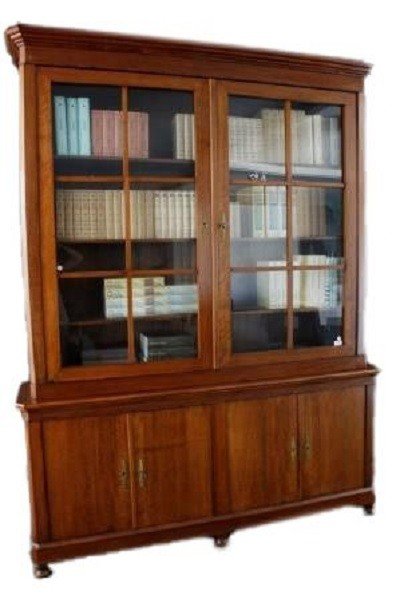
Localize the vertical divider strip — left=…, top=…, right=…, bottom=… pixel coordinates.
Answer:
left=284, top=100, right=294, bottom=349
left=122, top=86, right=135, bottom=362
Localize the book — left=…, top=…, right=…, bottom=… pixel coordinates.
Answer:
left=77, top=98, right=91, bottom=155
left=173, top=113, right=195, bottom=160
left=66, top=98, right=79, bottom=155
left=54, top=96, right=68, bottom=155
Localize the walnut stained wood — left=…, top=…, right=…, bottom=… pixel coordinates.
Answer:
left=4, top=23, right=377, bottom=576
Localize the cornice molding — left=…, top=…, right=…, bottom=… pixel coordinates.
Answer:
left=5, top=23, right=372, bottom=79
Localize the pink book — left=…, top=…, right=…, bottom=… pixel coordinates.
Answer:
left=141, top=112, right=149, bottom=158
left=102, top=111, right=115, bottom=157
left=91, top=110, right=103, bottom=156
left=114, top=111, right=123, bottom=157
left=129, top=111, right=149, bottom=158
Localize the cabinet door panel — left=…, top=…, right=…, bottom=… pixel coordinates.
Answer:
left=131, top=406, right=212, bottom=528
left=299, top=387, right=365, bottom=498
left=43, top=415, right=132, bottom=540
left=227, top=395, right=298, bottom=512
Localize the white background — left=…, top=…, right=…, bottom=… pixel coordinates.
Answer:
left=0, top=1, right=397, bottom=596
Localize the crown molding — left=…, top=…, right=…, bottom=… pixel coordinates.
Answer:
left=5, top=23, right=372, bottom=81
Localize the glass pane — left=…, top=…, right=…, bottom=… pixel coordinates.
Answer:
left=291, top=103, right=342, bottom=182
left=131, top=275, right=198, bottom=363
left=130, top=183, right=196, bottom=270
left=59, top=277, right=128, bottom=366
left=229, top=96, right=285, bottom=180
left=129, top=89, right=194, bottom=177
left=55, top=182, right=125, bottom=272
left=230, top=185, right=286, bottom=267
left=231, top=272, right=287, bottom=353
left=293, top=269, right=343, bottom=347
left=53, top=84, right=122, bottom=176
left=293, top=187, right=343, bottom=264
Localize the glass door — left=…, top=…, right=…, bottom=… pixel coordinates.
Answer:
left=215, top=82, right=356, bottom=366
left=40, top=70, right=212, bottom=378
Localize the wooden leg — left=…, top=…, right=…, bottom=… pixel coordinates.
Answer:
left=214, top=534, right=230, bottom=548
left=33, top=563, right=53, bottom=579
left=363, top=504, right=375, bottom=516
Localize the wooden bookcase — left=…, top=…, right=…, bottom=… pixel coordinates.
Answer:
left=5, top=23, right=377, bottom=578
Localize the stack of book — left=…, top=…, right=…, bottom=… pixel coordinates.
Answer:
left=293, top=255, right=341, bottom=310
left=54, top=95, right=149, bottom=158
left=173, top=113, right=195, bottom=160
left=131, top=189, right=196, bottom=239
left=256, top=261, right=287, bottom=309
left=104, top=279, right=128, bottom=318
left=230, top=187, right=286, bottom=238
left=56, top=189, right=125, bottom=240
left=293, top=188, right=328, bottom=237
left=139, top=333, right=196, bottom=362
left=103, top=278, right=198, bottom=319
left=292, top=110, right=341, bottom=175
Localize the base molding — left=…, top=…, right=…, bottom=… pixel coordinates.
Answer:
left=32, top=488, right=374, bottom=564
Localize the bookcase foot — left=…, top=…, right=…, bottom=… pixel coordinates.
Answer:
left=33, top=563, right=53, bottom=579
left=214, top=534, right=230, bottom=548
left=363, top=504, right=375, bottom=516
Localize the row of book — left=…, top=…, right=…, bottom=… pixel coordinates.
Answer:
left=139, top=333, right=196, bottom=362
left=131, top=190, right=196, bottom=239
left=173, top=114, right=195, bottom=160
left=293, top=188, right=331, bottom=238
left=292, top=111, right=341, bottom=167
left=54, top=95, right=149, bottom=158
left=56, top=189, right=196, bottom=240
left=255, top=255, right=341, bottom=310
left=230, top=187, right=286, bottom=238
left=229, top=109, right=285, bottom=165
left=104, top=278, right=198, bottom=318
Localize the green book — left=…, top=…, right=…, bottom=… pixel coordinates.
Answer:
left=66, top=97, right=79, bottom=155
left=77, top=97, right=91, bottom=156
left=54, top=96, right=68, bottom=155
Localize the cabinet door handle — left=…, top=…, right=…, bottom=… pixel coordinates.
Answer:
left=217, top=215, right=229, bottom=231
left=117, top=458, right=130, bottom=489
left=137, top=457, right=148, bottom=489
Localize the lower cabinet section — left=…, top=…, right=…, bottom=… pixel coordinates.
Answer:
left=32, top=382, right=372, bottom=562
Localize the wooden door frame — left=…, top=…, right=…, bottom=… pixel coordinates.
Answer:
left=37, top=66, right=214, bottom=382
left=213, top=80, right=357, bottom=368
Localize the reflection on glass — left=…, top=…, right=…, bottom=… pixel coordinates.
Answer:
left=59, top=277, right=128, bottom=366
left=55, top=182, right=125, bottom=272
left=129, top=89, right=195, bottom=176
left=53, top=84, right=122, bottom=176
left=291, top=103, right=342, bottom=181
left=292, top=187, right=343, bottom=264
left=229, top=96, right=285, bottom=180
left=230, top=185, right=286, bottom=266
left=231, top=272, right=286, bottom=353
left=293, top=269, right=343, bottom=347
left=130, top=183, right=196, bottom=270
left=131, top=275, right=198, bottom=363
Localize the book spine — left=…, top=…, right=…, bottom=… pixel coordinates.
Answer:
left=91, top=110, right=103, bottom=157
left=54, top=96, right=68, bottom=155
left=77, top=98, right=91, bottom=156
left=105, top=190, right=115, bottom=239
left=66, top=98, right=79, bottom=156
left=115, top=111, right=123, bottom=157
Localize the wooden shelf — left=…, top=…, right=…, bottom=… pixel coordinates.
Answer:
left=62, top=313, right=197, bottom=326
left=58, top=239, right=125, bottom=244
left=59, top=268, right=197, bottom=279
left=231, top=236, right=341, bottom=242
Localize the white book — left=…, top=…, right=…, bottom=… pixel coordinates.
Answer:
left=154, top=192, right=163, bottom=238
left=105, top=190, right=114, bottom=239
left=77, top=97, right=91, bottom=156
left=312, top=114, right=324, bottom=165
left=145, top=190, right=155, bottom=239
left=55, top=189, right=65, bottom=238
left=54, top=96, right=68, bottom=155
